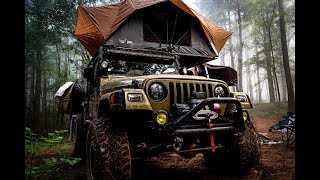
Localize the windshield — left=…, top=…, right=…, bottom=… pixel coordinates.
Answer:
left=107, top=60, right=180, bottom=76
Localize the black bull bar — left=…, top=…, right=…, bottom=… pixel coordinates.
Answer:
left=164, top=97, right=245, bottom=135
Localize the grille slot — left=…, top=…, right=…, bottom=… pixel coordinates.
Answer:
left=196, top=83, right=201, bottom=92
left=189, top=83, right=194, bottom=95
left=202, top=84, right=207, bottom=96
left=183, top=83, right=188, bottom=103
left=169, top=82, right=175, bottom=104
left=168, top=81, right=218, bottom=105
left=176, top=83, right=182, bottom=103
left=208, top=84, right=213, bottom=97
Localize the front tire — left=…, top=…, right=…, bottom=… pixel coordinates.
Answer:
left=238, top=119, right=261, bottom=172
left=203, top=120, right=260, bottom=174
left=86, top=118, right=132, bottom=180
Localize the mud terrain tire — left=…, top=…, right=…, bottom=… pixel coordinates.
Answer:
left=72, top=113, right=86, bottom=160
left=86, top=118, right=131, bottom=180
left=238, top=119, right=261, bottom=172
left=203, top=120, right=260, bottom=174
left=70, top=82, right=85, bottom=114
left=203, top=139, right=240, bottom=174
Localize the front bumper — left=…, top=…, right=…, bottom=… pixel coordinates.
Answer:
left=164, top=97, right=245, bottom=135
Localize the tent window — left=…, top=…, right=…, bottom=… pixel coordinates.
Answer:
left=143, top=2, right=191, bottom=46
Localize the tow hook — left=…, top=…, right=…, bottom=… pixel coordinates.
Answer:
left=208, top=122, right=215, bottom=152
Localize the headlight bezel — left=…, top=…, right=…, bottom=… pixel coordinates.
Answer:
left=147, top=82, right=167, bottom=102
left=214, top=85, right=228, bottom=97
left=100, top=60, right=109, bottom=68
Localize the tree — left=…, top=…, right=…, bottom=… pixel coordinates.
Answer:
left=235, top=0, right=244, bottom=92
left=264, top=1, right=281, bottom=103
left=277, top=0, right=295, bottom=112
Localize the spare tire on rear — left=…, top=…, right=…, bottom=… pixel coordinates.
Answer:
left=55, top=81, right=86, bottom=114
left=70, top=82, right=86, bottom=114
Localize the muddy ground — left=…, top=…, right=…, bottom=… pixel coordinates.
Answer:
left=27, top=115, right=295, bottom=180
left=132, top=116, right=295, bottom=180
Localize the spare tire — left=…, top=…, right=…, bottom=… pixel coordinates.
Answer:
left=70, top=82, right=86, bottom=114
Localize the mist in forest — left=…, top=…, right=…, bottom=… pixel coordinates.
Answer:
left=184, top=0, right=295, bottom=104
left=25, top=0, right=295, bottom=132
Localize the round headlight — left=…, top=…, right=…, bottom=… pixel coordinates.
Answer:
left=214, top=86, right=226, bottom=97
left=148, top=82, right=167, bottom=101
left=100, top=60, right=108, bottom=68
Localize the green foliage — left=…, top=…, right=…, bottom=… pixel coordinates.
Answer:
left=40, top=130, right=68, bottom=143
left=26, top=156, right=82, bottom=178
left=27, top=157, right=57, bottom=178
left=25, top=127, right=39, bottom=144
left=25, top=128, right=69, bottom=156
left=60, top=157, right=82, bottom=166
left=25, top=127, right=81, bottom=179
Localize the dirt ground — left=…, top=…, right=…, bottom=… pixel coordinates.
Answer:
left=132, top=116, right=295, bottom=180
left=28, top=115, right=295, bottom=180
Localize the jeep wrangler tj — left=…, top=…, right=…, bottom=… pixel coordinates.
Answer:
left=68, top=44, right=260, bottom=179
left=69, top=1, right=260, bottom=179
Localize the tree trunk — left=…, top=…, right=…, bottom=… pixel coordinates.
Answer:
left=25, top=67, right=29, bottom=127
left=30, top=53, right=35, bottom=128
left=247, top=67, right=253, bottom=102
left=55, top=44, right=62, bottom=129
left=236, top=0, right=243, bottom=92
left=32, top=50, right=42, bottom=133
left=56, top=44, right=61, bottom=85
left=256, top=61, right=262, bottom=103
left=262, top=27, right=275, bottom=103
left=281, top=64, right=287, bottom=102
left=227, top=8, right=235, bottom=92
left=267, top=25, right=281, bottom=103
left=27, top=53, right=36, bottom=128
left=64, top=55, right=69, bottom=82
left=42, top=70, right=48, bottom=130
left=278, top=0, right=295, bottom=113
left=253, top=40, right=262, bottom=103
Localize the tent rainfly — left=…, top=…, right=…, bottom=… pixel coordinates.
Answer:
left=75, top=0, right=232, bottom=66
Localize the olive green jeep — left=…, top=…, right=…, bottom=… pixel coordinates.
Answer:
left=69, top=44, right=260, bottom=179
left=69, top=1, right=260, bottom=179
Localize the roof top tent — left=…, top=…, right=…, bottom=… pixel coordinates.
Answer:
left=75, top=0, right=232, bottom=68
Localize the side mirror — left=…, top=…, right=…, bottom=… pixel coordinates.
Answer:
left=83, top=67, right=94, bottom=80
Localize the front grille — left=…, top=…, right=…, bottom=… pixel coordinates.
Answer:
left=168, top=81, right=218, bottom=105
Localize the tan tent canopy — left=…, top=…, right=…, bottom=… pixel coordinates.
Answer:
left=75, top=0, right=231, bottom=57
